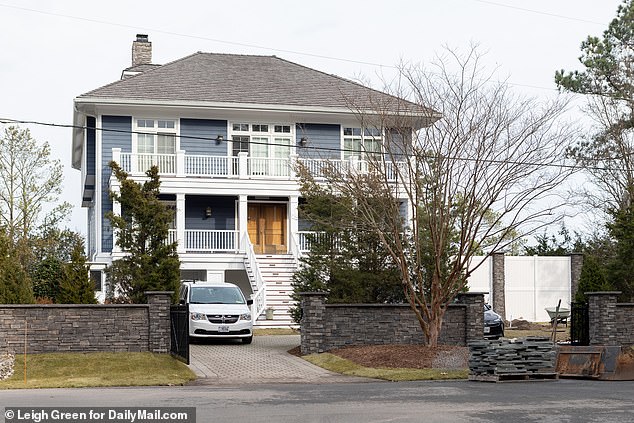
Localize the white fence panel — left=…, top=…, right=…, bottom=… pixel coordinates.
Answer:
left=466, top=256, right=491, bottom=304
left=467, top=255, right=571, bottom=322
left=534, top=256, right=571, bottom=322
left=505, top=257, right=538, bottom=322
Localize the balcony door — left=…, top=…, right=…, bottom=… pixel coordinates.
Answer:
left=247, top=204, right=287, bottom=254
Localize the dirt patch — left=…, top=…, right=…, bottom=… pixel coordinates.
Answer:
left=317, top=345, right=469, bottom=369
left=618, top=347, right=634, bottom=365
left=508, top=319, right=544, bottom=330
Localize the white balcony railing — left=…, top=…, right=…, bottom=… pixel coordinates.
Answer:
left=115, top=150, right=405, bottom=182
left=185, top=155, right=235, bottom=177
left=119, top=153, right=176, bottom=175
left=297, top=231, right=341, bottom=253
left=248, top=157, right=292, bottom=177
left=185, top=230, right=239, bottom=252
left=242, top=233, right=266, bottom=321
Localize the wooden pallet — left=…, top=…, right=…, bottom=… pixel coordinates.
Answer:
left=469, top=372, right=559, bottom=383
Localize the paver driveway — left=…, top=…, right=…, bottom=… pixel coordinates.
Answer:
left=188, top=334, right=368, bottom=384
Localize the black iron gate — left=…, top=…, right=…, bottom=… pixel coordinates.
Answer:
left=570, top=301, right=589, bottom=346
left=170, top=304, right=190, bottom=364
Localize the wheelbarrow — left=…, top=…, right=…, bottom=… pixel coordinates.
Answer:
left=545, top=306, right=570, bottom=326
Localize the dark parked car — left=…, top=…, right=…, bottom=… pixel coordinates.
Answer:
left=484, top=304, right=504, bottom=339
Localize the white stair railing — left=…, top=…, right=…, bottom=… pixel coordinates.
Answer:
left=242, top=233, right=266, bottom=321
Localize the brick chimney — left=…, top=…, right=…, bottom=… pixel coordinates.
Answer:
left=132, top=34, right=152, bottom=67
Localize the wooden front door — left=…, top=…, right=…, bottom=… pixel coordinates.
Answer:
left=247, top=204, right=287, bottom=254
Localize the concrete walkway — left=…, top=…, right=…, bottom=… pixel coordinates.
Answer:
left=188, top=335, right=370, bottom=384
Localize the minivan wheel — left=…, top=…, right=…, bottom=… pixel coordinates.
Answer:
left=242, top=336, right=253, bottom=344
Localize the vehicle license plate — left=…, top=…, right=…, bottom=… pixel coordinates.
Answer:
left=218, top=325, right=230, bottom=333
left=484, top=326, right=490, bottom=334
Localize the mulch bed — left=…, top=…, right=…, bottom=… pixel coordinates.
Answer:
left=289, top=344, right=469, bottom=369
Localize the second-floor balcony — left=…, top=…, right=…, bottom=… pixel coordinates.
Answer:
left=113, top=149, right=407, bottom=182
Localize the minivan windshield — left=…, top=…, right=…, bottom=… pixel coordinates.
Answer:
left=189, top=286, right=245, bottom=305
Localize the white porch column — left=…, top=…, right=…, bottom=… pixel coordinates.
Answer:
left=289, top=153, right=299, bottom=180
left=238, top=194, right=248, bottom=250
left=238, top=152, right=248, bottom=179
left=176, top=193, right=186, bottom=254
left=176, top=150, right=185, bottom=178
left=112, top=148, right=121, bottom=166
left=111, top=181, right=121, bottom=253
left=289, top=195, right=299, bottom=257
left=206, top=271, right=224, bottom=283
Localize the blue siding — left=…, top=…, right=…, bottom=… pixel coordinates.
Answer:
left=101, top=115, right=132, bottom=252
left=296, top=124, right=340, bottom=159
left=86, top=116, right=96, bottom=177
left=181, top=119, right=227, bottom=155
left=185, top=196, right=236, bottom=230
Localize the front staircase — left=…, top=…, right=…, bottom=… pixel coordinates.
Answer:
left=251, top=254, right=298, bottom=327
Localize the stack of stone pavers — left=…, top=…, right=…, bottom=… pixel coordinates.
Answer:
left=468, top=337, right=558, bottom=381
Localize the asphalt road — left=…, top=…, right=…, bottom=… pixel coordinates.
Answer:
left=1, top=379, right=633, bottom=423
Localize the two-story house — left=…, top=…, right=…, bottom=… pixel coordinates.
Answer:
left=71, top=35, right=436, bottom=326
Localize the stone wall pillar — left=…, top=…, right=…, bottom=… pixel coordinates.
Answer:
left=457, top=292, right=485, bottom=345
left=299, top=292, right=328, bottom=355
left=491, top=252, right=506, bottom=321
left=569, top=253, right=584, bottom=301
left=587, top=291, right=620, bottom=346
left=146, top=291, right=173, bottom=354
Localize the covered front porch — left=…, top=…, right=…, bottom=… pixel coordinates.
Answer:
left=111, top=193, right=304, bottom=257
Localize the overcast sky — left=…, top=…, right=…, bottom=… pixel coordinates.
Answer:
left=0, top=0, right=624, bottom=236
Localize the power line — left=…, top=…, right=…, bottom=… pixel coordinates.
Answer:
left=0, top=2, right=605, bottom=93
left=0, top=117, right=620, bottom=173
left=0, top=3, right=390, bottom=70
left=471, top=0, right=609, bottom=26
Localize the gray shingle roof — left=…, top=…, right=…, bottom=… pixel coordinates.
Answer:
left=122, top=63, right=162, bottom=73
left=78, top=52, right=430, bottom=114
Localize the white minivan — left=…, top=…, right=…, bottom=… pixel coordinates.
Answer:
left=179, top=281, right=253, bottom=344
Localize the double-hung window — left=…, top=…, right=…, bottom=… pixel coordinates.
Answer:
left=343, top=127, right=383, bottom=162
left=134, top=119, right=177, bottom=174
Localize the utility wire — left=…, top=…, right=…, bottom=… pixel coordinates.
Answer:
left=0, top=117, right=619, bottom=173
left=0, top=3, right=389, bottom=69
left=0, top=2, right=610, bottom=93
left=472, top=0, right=609, bottom=26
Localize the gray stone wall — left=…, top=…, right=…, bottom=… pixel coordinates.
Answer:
left=588, top=292, right=621, bottom=346
left=615, top=303, right=634, bottom=347
left=0, top=292, right=173, bottom=354
left=457, top=292, right=485, bottom=343
left=300, top=293, right=484, bottom=355
left=147, top=291, right=172, bottom=354
left=491, top=252, right=506, bottom=321
left=569, top=253, right=583, bottom=301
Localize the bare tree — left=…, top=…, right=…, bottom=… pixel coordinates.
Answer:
left=0, top=125, right=71, bottom=244
left=299, top=47, right=577, bottom=345
left=566, top=95, right=634, bottom=213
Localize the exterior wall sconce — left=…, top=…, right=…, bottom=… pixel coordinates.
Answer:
left=215, top=135, right=224, bottom=145
left=299, top=137, right=308, bottom=147
left=204, top=207, right=212, bottom=218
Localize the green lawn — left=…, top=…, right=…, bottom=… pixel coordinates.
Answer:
left=0, top=352, right=196, bottom=389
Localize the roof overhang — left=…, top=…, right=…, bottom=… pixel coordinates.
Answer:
left=72, top=106, right=86, bottom=170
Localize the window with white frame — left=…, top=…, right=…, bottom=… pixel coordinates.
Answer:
left=343, top=127, right=382, bottom=160
left=230, top=123, right=293, bottom=176
left=230, top=123, right=293, bottom=155
left=134, top=119, right=177, bottom=173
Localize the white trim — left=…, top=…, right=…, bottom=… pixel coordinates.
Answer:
left=341, top=126, right=384, bottom=161
left=132, top=117, right=178, bottom=155
left=74, top=97, right=436, bottom=118
left=95, top=115, right=103, bottom=257
left=228, top=121, right=296, bottom=159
